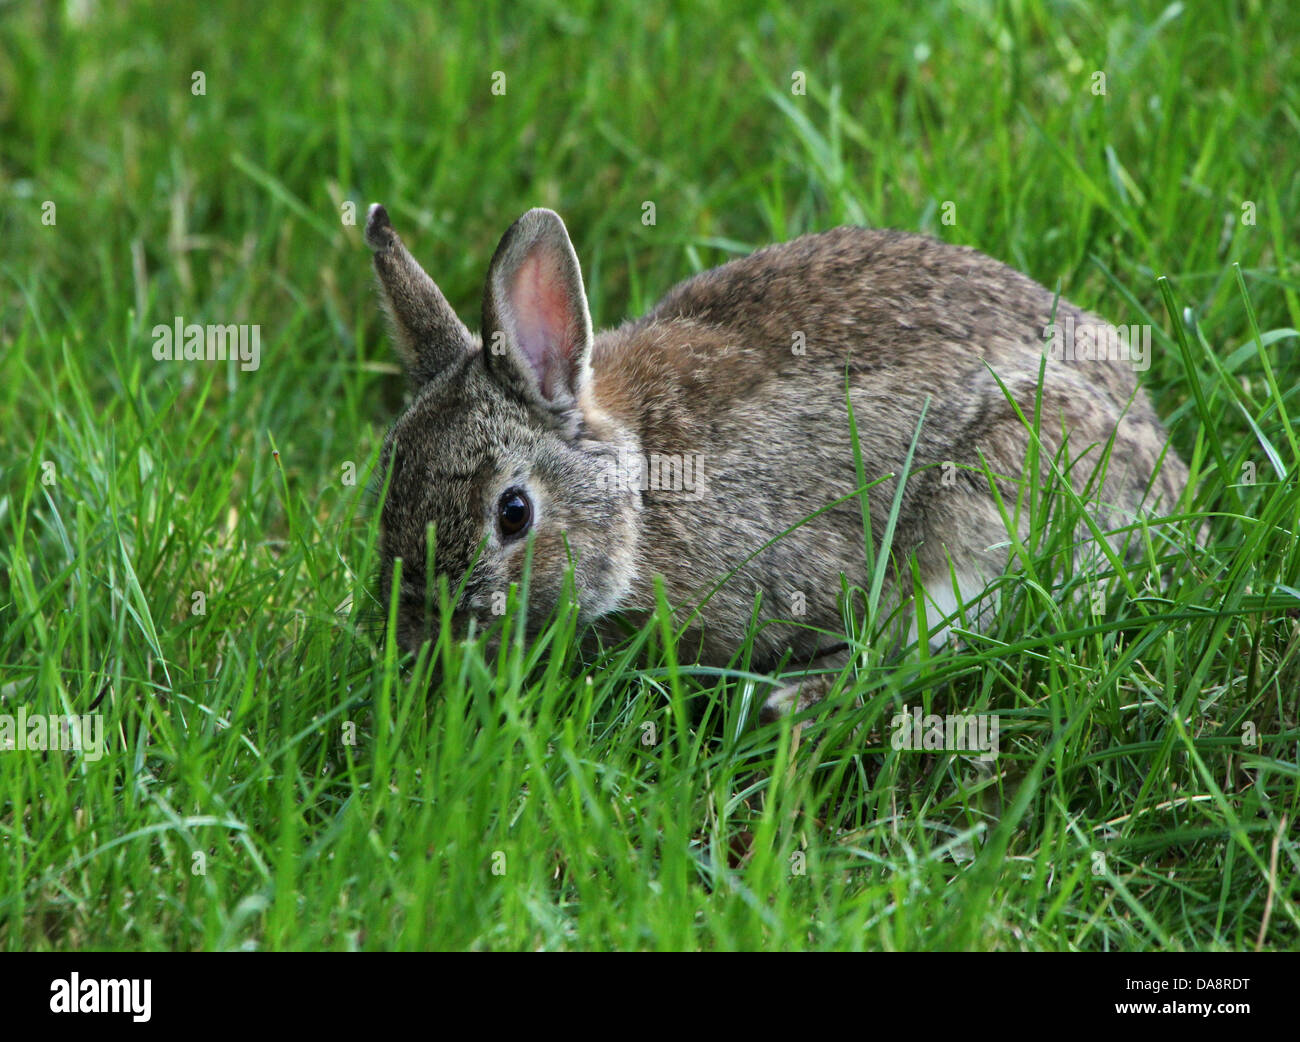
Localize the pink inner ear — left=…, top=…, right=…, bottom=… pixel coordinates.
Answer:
left=510, top=247, right=573, bottom=400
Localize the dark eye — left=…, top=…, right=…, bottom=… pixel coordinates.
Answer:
left=497, top=488, right=532, bottom=539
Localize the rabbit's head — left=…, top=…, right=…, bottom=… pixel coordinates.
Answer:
left=365, top=205, right=640, bottom=653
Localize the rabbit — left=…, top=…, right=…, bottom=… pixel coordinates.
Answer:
left=364, top=203, right=1189, bottom=721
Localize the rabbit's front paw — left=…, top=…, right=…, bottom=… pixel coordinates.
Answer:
left=759, top=678, right=828, bottom=724
left=758, top=648, right=850, bottom=724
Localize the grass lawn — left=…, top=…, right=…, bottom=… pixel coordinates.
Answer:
left=1, top=0, right=1297, bottom=951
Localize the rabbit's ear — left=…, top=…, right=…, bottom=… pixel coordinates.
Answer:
left=481, top=208, right=593, bottom=417
left=366, top=203, right=473, bottom=383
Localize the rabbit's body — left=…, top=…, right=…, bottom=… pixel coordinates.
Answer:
left=590, top=227, right=1186, bottom=667
left=365, top=206, right=1187, bottom=713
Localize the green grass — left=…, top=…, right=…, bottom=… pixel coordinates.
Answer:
left=1, top=0, right=1298, bottom=951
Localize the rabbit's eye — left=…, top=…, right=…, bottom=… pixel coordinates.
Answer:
left=497, top=489, right=532, bottom=539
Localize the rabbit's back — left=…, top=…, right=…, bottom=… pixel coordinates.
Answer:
left=634, top=228, right=1126, bottom=395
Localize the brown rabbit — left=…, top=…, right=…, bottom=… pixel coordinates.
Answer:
left=365, top=204, right=1188, bottom=719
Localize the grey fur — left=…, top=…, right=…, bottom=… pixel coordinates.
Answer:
left=366, top=207, right=1190, bottom=715
left=366, top=204, right=474, bottom=384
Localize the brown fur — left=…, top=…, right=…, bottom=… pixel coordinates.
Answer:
left=365, top=205, right=1189, bottom=714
